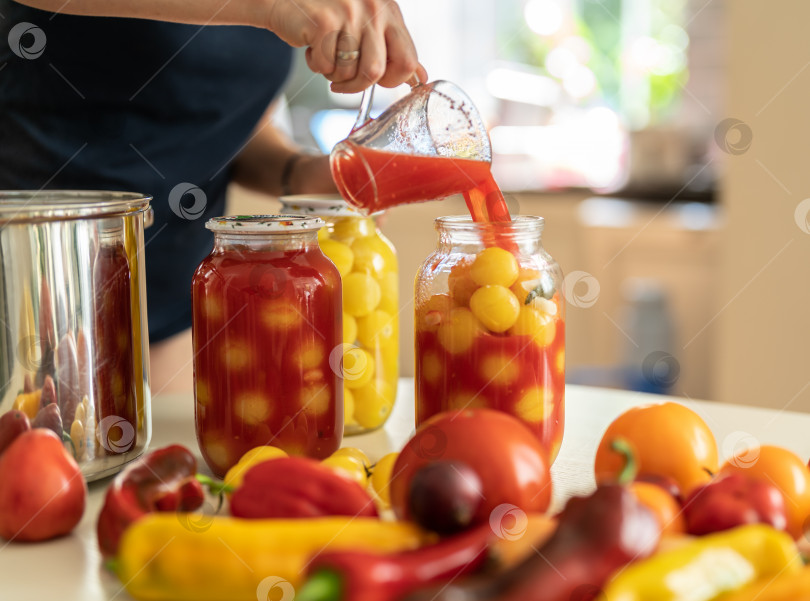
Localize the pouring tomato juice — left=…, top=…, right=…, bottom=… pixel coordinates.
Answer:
left=331, top=143, right=511, bottom=223
left=333, top=144, right=565, bottom=459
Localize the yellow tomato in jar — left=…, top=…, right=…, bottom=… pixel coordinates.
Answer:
left=508, top=306, right=557, bottom=347
left=343, top=346, right=375, bottom=389
left=437, top=308, right=484, bottom=354
left=471, top=247, right=519, bottom=288
left=351, top=236, right=396, bottom=278
left=319, top=238, right=354, bottom=276
left=343, top=312, right=358, bottom=344
left=344, top=386, right=357, bottom=424
left=356, top=310, right=396, bottom=349
left=448, top=260, right=478, bottom=307
left=469, top=285, right=521, bottom=333
left=377, top=271, right=399, bottom=314
left=353, top=380, right=395, bottom=429
left=417, top=294, right=454, bottom=333
left=343, top=272, right=382, bottom=317
left=332, top=216, right=375, bottom=240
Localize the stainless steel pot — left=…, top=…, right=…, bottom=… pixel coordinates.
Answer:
left=0, top=191, right=152, bottom=481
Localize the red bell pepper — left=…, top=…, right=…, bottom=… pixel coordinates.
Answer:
left=683, top=472, right=788, bottom=535
left=96, top=444, right=205, bottom=558
left=296, top=523, right=492, bottom=601
left=229, top=456, right=378, bottom=519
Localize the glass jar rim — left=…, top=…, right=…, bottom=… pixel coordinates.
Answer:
left=279, top=194, right=385, bottom=218
left=205, top=214, right=323, bottom=233
left=0, top=190, right=151, bottom=223
left=435, top=214, right=545, bottom=232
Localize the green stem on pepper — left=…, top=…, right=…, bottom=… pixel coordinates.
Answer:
left=295, top=569, right=342, bottom=601
left=195, top=474, right=234, bottom=496
left=611, top=438, right=639, bottom=485
left=104, top=558, right=120, bottom=575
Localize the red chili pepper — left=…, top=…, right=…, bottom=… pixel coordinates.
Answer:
left=96, top=444, right=205, bottom=558
left=296, top=523, right=492, bottom=601
left=229, top=456, right=378, bottom=519
left=683, top=473, right=788, bottom=535
left=402, top=484, right=661, bottom=601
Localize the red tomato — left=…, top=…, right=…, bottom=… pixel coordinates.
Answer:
left=390, top=409, right=552, bottom=524
left=0, top=429, right=87, bottom=542
left=719, top=445, right=810, bottom=540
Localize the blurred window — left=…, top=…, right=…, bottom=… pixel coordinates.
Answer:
left=294, top=0, right=707, bottom=192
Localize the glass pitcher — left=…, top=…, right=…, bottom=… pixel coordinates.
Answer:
left=330, top=80, right=499, bottom=216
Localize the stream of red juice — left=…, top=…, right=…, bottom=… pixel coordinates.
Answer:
left=332, top=143, right=511, bottom=224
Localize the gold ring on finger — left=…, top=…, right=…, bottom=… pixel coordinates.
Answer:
left=336, top=50, right=360, bottom=61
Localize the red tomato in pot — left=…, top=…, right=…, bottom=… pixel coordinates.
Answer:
left=390, top=409, right=552, bottom=524
left=0, top=429, right=87, bottom=542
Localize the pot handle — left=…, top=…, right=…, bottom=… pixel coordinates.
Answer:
left=144, top=207, right=154, bottom=229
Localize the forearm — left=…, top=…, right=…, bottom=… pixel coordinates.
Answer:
left=13, top=0, right=268, bottom=28
left=231, top=112, right=337, bottom=197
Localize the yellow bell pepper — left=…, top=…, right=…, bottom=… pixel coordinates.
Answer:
left=598, top=524, right=802, bottom=601
left=714, top=566, right=810, bottom=601
left=115, top=513, right=432, bottom=601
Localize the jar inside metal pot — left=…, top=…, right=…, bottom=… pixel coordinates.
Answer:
left=0, top=191, right=152, bottom=481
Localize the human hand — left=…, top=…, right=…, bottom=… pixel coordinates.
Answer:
left=264, top=0, right=428, bottom=93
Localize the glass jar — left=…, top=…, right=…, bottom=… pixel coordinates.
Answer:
left=415, top=216, right=565, bottom=463
left=280, top=195, right=398, bottom=435
left=192, top=215, right=343, bottom=477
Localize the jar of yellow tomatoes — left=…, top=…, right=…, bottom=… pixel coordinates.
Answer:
left=281, top=195, right=399, bottom=434
left=415, top=216, right=565, bottom=463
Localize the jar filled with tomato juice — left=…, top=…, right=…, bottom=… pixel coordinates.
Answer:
left=192, top=215, right=343, bottom=477
left=280, top=196, right=399, bottom=435
left=415, top=216, right=565, bottom=463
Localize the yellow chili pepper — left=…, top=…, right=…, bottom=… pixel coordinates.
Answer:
left=714, top=566, right=810, bottom=601
left=115, top=514, right=432, bottom=601
left=598, top=524, right=802, bottom=601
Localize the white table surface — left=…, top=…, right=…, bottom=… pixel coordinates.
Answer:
left=3, top=380, right=810, bottom=601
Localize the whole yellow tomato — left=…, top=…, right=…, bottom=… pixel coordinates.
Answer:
left=719, top=444, right=810, bottom=539
left=594, top=402, right=718, bottom=495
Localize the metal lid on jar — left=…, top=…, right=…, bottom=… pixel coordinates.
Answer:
left=279, top=194, right=372, bottom=217
left=205, top=214, right=324, bottom=233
